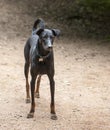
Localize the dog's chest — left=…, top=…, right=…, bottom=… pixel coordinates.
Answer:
left=37, top=61, right=49, bottom=74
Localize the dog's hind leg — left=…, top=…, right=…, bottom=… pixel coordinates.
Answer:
left=24, top=62, right=30, bottom=103
left=35, top=75, right=41, bottom=98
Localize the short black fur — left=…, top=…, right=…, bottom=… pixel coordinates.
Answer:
left=24, top=18, right=60, bottom=120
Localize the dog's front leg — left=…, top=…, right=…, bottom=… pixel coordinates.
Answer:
left=27, top=64, right=37, bottom=118
left=48, top=74, right=57, bottom=120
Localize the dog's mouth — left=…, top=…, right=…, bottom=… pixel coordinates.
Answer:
left=47, top=47, right=52, bottom=52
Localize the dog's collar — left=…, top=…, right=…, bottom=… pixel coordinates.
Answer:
left=37, top=52, right=51, bottom=62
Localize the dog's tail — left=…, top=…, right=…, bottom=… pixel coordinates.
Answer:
left=32, top=18, right=45, bottom=32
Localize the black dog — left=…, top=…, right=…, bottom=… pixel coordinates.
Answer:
left=24, top=18, right=60, bottom=120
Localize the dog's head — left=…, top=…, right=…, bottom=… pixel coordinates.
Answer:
left=36, top=29, right=60, bottom=51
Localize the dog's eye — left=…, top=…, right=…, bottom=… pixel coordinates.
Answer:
left=43, top=35, right=48, bottom=39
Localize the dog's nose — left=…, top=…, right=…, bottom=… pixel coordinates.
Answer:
left=48, top=44, right=53, bottom=48
left=48, top=46, right=52, bottom=48
left=48, top=45, right=53, bottom=51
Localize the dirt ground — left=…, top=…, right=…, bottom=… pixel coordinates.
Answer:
left=0, top=0, right=110, bottom=130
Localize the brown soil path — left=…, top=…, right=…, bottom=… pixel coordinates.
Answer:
left=0, top=0, right=110, bottom=130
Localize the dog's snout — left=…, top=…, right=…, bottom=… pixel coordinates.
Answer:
left=48, top=41, right=53, bottom=48
left=48, top=43, right=53, bottom=51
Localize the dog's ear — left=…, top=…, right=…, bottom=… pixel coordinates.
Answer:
left=36, top=28, right=44, bottom=36
left=52, top=29, right=61, bottom=37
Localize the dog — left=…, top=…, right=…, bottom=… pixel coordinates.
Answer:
left=24, top=18, right=60, bottom=120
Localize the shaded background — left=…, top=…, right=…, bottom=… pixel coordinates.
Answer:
left=1, top=0, right=110, bottom=39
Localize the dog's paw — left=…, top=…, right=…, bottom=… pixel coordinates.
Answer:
left=35, top=92, right=40, bottom=98
left=26, top=98, right=31, bottom=103
left=51, top=114, right=58, bottom=120
left=27, top=112, right=34, bottom=118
